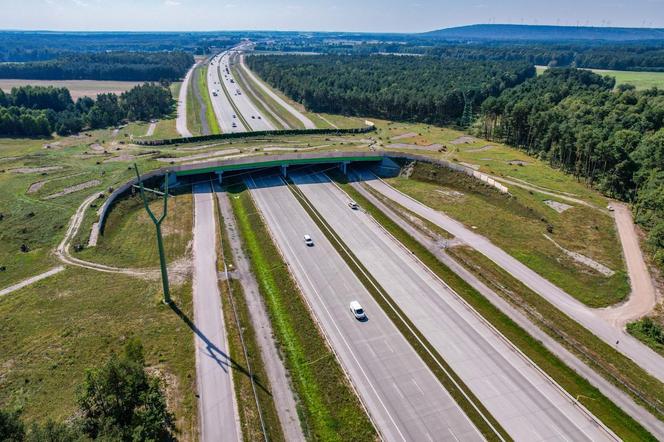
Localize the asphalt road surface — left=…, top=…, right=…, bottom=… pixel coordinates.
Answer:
left=292, top=170, right=614, bottom=442
left=176, top=63, right=195, bottom=137
left=238, top=54, right=316, bottom=129
left=356, top=170, right=664, bottom=385
left=192, top=183, right=241, bottom=442
left=214, top=50, right=274, bottom=132
left=247, top=173, right=483, bottom=442
left=207, top=54, right=244, bottom=134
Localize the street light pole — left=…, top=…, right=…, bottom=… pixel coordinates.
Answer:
left=134, top=164, right=171, bottom=304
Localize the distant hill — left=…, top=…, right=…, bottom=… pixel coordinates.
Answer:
left=420, top=24, right=664, bottom=42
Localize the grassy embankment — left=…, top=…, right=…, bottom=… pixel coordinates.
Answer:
left=229, top=184, right=376, bottom=441
left=373, top=121, right=628, bottom=307
left=0, top=192, right=197, bottom=439
left=186, top=65, right=204, bottom=136
left=335, top=174, right=657, bottom=441
left=214, top=192, right=285, bottom=441
left=387, top=165, right=627, bottom=307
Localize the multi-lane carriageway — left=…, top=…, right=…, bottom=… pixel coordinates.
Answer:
left=207, top=49, right=274, bottom=133
left=244, top=168, right=616, bottom=442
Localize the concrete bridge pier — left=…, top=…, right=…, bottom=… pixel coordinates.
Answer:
left=281, top=164, right=288, bottom=178
left=339, top=161, right=349, bottom=176
left=215, top=170, right=224, bottom=185
left=166, top=172, right=178, bottom=188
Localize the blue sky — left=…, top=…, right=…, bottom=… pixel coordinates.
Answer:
left=1, top=0, right=663, bottom=32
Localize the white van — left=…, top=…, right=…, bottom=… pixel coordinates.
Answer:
left=303, top=234, right=314, bottom=246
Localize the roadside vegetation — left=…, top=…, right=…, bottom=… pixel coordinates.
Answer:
left=197, top=65, right=220, bottom=135
left=627, top=315, right=664, bottom=354
left=386, top=162, right=628, bottom=307
left=0, top=268, right=197, bottom=439
left=214, top=194, right=285, bottom=441
left=481, top=68, right=664, bottom=273
left=77, top=190, right=193, bottom=268
left=335, top=174, right=657, bottom=441
left=228, top=183, right=376, bottom=441
left=247, top=54, right=534, bottom=126
left=1, top=338, right=177, bottom=441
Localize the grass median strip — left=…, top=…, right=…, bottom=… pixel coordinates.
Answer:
left=219, top=65, right=250, bottom=131
left=285, top=178, right=509, bottom=442
left=228, top=184, right=376, bottom=441
left=214, top=189, right=283, bottom=441
left=335, top=173, right=657, bottom=441
left=231, top=63, right=286, bottom=130
left=198, top=65, right=221, bottom=134
left=233, top=59, right=304, bottom=130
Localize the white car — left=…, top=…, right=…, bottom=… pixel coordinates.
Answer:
left=348, top=201, right=359, bottom=210
left=303, top=234, right=314, bottom=246
left=349, top=301, right=366, bottom=320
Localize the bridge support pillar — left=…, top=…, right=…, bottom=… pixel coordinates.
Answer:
left=215, top=170, right=224, bottom=185
left=166, top=172, right=178, bottom=189
left=281, top=164, right=288, bottom=178
left=339, top=161, right=349, bottom=176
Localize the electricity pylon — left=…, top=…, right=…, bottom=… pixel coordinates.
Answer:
left=134, top=164, right=171, bottom=304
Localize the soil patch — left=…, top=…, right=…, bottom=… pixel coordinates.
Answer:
left=43, top=179, right=101, bottom=200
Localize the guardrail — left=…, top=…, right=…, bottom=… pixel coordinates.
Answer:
left=135, top=125, right=376, bottom=146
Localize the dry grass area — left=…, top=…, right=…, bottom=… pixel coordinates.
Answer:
left=0, top=79, right=142, bottom=100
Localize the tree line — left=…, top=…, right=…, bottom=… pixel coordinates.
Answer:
left=0, top=339, right=175, bottom=441
left=0, top=51, right=194, bottom=81
left=479, top=68, right=664, bottom=269
left=0, top=83, right=173, bottom=136
left=246, top=54, right=534, bottom=126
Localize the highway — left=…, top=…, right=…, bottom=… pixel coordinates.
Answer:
left=208, top=49, right=274, bottom=132
left=207, top=54, right=244, bottom=133
left=247, top=173, right=483, bottom=442
left=291, top=169, right=615, bottom=442
left=237, top=53, right=316, bottom=129
left=356, top=170, right=664, bottom=385
left=192, top=183, right=241, bottom=442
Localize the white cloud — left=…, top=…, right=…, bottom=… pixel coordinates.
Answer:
left=164, top=0, right=181, bottom=6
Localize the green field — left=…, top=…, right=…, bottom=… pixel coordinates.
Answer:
left=536, top=65, right=664, bottom=90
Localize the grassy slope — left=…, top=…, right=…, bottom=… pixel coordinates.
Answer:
left=77, top=192, right=193, bottom=268
left=229, top=185, right=376, bottom=441
left=339, top=178, right=656, bottom=441
left=0, top=268, right=197, bottom=440
left=186, top=66, right=203, bottom=136
left=387, top=169, right=628, bottom=307
left=376, top=120, right=628, bottom=307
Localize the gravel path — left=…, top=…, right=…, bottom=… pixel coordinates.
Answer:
left=598, top=202, right=659, bottom=325
left=0, top=266, right=65, bottom=297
